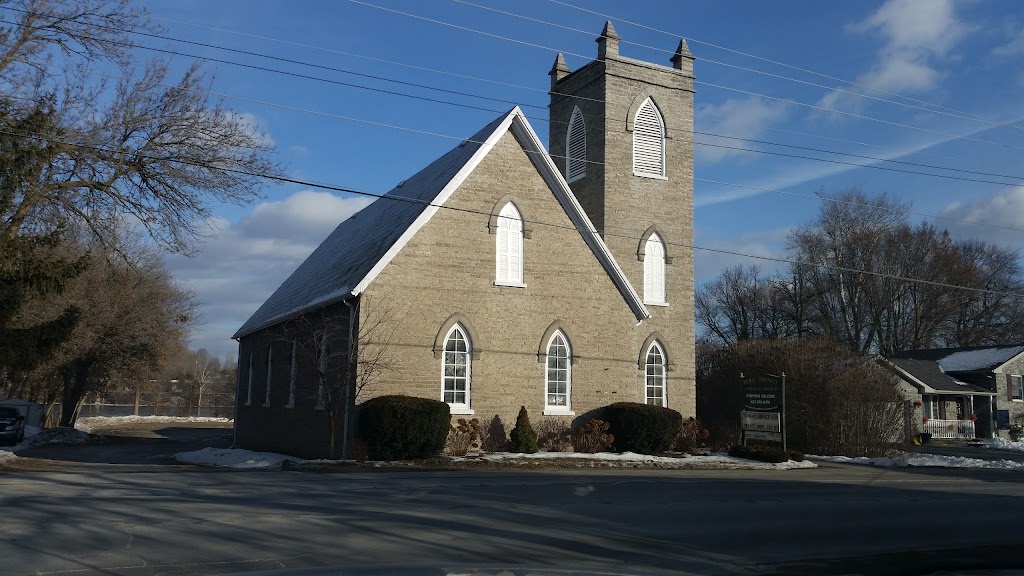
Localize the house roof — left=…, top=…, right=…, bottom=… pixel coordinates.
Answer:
left=890, top=345, right=1024, bottom=373
left=234, top=107, right=649, bottom=339
left=885, top=357, right=995, bottom=394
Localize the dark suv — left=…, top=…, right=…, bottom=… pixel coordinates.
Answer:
left=0, top=407, right=25, bottom=445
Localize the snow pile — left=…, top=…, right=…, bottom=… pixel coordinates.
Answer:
left=0, top=450, right=16, bottom=467
left=31, top=426, right=103, bottom=445
left=811, top=452, right=1024, bottom=470
left=76, top=415, right=232, bottom=432
left=980, top=438, right=1024, bottom=453
left=175, top=447, right=303, bottom=469
left=937, top=346, right=1024, bottom=372
left=461, top=451, right=816, bottom=470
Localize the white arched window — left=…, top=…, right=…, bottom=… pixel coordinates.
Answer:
left=643, top=233, right=666, bottom=305
left=442, top=324, right=471, bottom=410
left=566, top=106, right=586, bottom=182
left=495, top=203, right=524, bottom=285
left=545, top=331, right=571, bottom=411
left=633, top=97, right=666, bottom=178
left=645, top=342, right=667, bottom=407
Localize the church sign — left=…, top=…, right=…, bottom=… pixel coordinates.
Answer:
left=740, top=373, right=787, bottom=451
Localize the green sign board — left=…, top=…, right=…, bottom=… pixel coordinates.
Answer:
left=743, top=374, right=784, bottom=412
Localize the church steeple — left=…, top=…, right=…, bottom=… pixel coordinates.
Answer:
left=596, top=20, right=621, bottom=59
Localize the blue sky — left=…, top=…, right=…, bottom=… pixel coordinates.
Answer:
left=138, top=0, right=1024, bottom=358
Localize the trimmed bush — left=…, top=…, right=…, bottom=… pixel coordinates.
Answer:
left=358, top=395, right=450, bottom=460
left=572, top=419, right=614, bottom=453
left=602, top=402, right=682, bottom=454
left=509, top=406, right=538, bottom=453
left=728, top=444, right=803, bottom=463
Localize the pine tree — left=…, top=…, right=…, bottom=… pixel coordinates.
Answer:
left=509, top=406, right=538, bottom=453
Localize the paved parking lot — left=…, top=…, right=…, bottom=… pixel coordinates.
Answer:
left=3, top=423, right=1024, bottom=576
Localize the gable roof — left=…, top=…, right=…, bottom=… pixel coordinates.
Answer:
left=234, top=107, right=649, bottom=339
left=883, top=357, right=995, bottom=394
left=890, top=345, right=1024, bottom=373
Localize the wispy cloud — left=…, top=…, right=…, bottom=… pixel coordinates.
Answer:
left=695, top=96, right=789, bottom=163
left=993, top=24, right=1024, bottom=58
left=939, top=185, right=1024, bottom=244
left=695, top=227, right=793, bottom=281
left=819, top=0, right=969, bottom=111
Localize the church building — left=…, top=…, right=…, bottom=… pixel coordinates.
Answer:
left=233, top=23, right=696, bottom=459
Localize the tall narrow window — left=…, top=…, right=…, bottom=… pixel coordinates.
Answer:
left=495, top=203, right=524, bottom=285
left=645, top=342, right=667, bottom=407
left=545, top=331, right=571, bottom=411
left=245, top=350, right=253, bottom=406
left=566, top=106, right=587, bottom=182
left=633, top=97, right=666, bottom=178
left=263, top=344, right=273, bottom=407
left=286, top=339, right=297, bottom=409
left=643, top=233, right=666, bottom=305
left=315, top=332, right=327, bottom=410
left=442, top=324, right=471, bottom=410
left=1012, top=375, right=1023, bottom=401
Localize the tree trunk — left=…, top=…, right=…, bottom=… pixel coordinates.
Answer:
left=59, top=359, right=91, bottom=427
left=134, top=386, right=141, bottom=416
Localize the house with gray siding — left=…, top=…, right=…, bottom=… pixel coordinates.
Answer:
left=232, top=23, right=697, bottom=459
left=883, top=345, right=1024, bottom=440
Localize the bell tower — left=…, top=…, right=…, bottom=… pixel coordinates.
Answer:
left=548, top=22, right=696, bottom=415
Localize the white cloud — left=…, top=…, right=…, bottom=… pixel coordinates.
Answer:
left=695, top=227, right=792, bottom=282
left=166, top=190, right=373, bottom=358
left=993, top=26, right=1024, bottom=58
left=938, top=186, right=1024, bottom=244
left=695, top=96, right=789, bottom=163
left=229, top=111, right=275, bottom=147
left=819, top=0, right=968, bottom=110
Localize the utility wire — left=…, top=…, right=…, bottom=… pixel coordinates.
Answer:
left=543, top=0, right=1022, bottom=130
left=453, top=0, right=1024, bottom=135
left=5, top=123, right=1022, bottom=300
left=347, top=0, right=1024, bottom=153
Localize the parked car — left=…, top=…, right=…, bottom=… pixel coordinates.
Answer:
left=0, top=406, right=25, bottom=445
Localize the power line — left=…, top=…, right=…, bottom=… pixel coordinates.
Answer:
left=347, top=0, right=1024, bottom=153
left=453, top=0, right=1024, bottom=135
left=543, top=0, right=1023, bottom=132
left=5, top=124, right=1022, bottom=300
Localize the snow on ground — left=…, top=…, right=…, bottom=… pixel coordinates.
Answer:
left=175, top=447, right=303, bottom=469
left=979, top=438, right=1024, bottom=453
left=76, top=415, right=232, bottom=432
left=811, top=452, right=1024, bottom=470
left=0, top=450, right=16, bottom=466
left=31, top=427, right=102, bottom=445
left=458, top=451, right=816, bottom=470
left=0, top=426, right=41, bottom=464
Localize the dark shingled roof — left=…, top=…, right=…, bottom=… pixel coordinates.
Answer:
left=886, top=357, right=994, bottom=393
left=885, top=345, right=1024, bottom=394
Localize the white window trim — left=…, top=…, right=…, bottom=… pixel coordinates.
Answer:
left=495, top=203, right=524, bottom=285
left=263, top=344, right=273, bottom=407
left=1012, top=375, right=1023, bottom=402
left=645, top=342, right=667, bottom=408
left=566, top=105, right=586, bottom=183
left=441, top=324, right=472, bottom=411
left=644, top=301, right=669, bottom=307
left=633, top=97, right=667, bottom=179
left=286, top=339, right=297, bottom=409
left=245, top=350, right=253, bottom=407
left=643, top=234, right=667, bottom=306
left=544, top=330, right=572, bottom=414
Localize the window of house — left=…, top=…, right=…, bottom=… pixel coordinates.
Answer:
left=923, top=395, right=940, bottom=419
left=566, top=106, right=586, bottom=182
left=645, top=342, right=667, bottom=407
left=286, top=340, right=297, bottom=409
left=245, top=350, right=253, bottom=406
left=315, top=332, right=327, bottom=410
left=442, top=324, right=471, bottom=410
left=495, top=203, right=524, bottom=286
left=633, top=97, right=666, bottom=178
left=643, top=233, right=666, bottom=305
left=545, top=331, right=571, bottom=412
left=263, top=344, right=273, bottom=407
left=1012, top=375, right=1023, bottom=401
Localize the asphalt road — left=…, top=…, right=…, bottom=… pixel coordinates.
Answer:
left=3, top=427, right=1024, bottom=576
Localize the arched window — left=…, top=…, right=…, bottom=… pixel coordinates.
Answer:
left=495, top=203, right=524, bottom=285
left=286, top=340, right=297, bottom=409
left=263, top=344, right=273, bottom=407
left=545, top=331, right=571, bottom=411
left=645, top=342, right=667, bottom=407
left=442, top=324, right=472, bottom=409
left=643, top=233, right=666, bottom=304
left=245, top=349, right=253, bottom=406
left=566, top=106, right=586, bottom=182
left=633, top=97, right=666, bottom=178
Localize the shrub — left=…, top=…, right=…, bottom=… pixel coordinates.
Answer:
left=572, top=419, right=614, bottom=453
left=508, top=406, right=538, bottom=453
left=358, top=395, right=450, bottom=460
left=674, top=417, right=710, bottom=455
left=537, top=419, right=572, bottom=452
left=446, top=418, right=483, bottom=456
left=482, top=415, right=507, bottom=452
left=728, top=444, right=803, bottom=463
left=602, top=402, right=682, bottom=454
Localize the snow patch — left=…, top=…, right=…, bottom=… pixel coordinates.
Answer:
left=76, top=415, right=232, bottom=432
left=0, top=450, right=16, bottom=466
left=937, top=346, right=1024, bottom=372
left=462, top=451, right=816, bottom=470
left=980, top=437, right=1024, bottom=453
left=175, top=447, right=303, bottom=469
left=811, top=452, right=1024, bottom=470
left=31, top=427, right=103, bottom=445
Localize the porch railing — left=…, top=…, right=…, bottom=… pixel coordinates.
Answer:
left=923, top=419, right=975, bottom=439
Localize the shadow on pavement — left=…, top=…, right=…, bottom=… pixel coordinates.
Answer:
left=14, top=425, right=233, bottom=465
